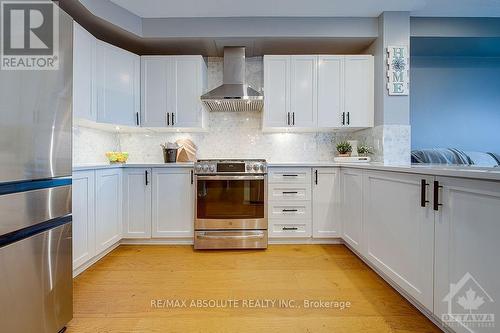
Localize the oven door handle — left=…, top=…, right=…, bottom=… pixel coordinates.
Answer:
left=196, top=232, right=265, bottom=240
left=195, top=175, right=265, bottom=181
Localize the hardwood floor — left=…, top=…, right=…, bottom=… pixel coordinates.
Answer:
left=68, top=245, right=441, bottom=333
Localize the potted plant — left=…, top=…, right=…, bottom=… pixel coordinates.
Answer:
left=336, top=141, right=352, bottom=157
left=357, top=144, right=373, bottom=157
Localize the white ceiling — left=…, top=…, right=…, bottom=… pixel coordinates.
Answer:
left=108, top=0, right=500, bottom=18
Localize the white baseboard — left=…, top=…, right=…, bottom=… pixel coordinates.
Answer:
left=72, top=241, right=120, bottom=278
left=269, top=237, right=343, bottom=245
left=120, top=238, right=193, bottom=245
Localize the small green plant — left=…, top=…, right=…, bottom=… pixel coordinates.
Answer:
left=336, top=141, right=352, bottom=155
left=357, top=144, right=373, bottom=156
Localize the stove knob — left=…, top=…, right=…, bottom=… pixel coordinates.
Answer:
left=246, top=164, right=252, bottom=171
left=209, top=165, right=216, bottom=172
left=195, top=164, right=202, bottom=172
left=259, top=164, right=266, bottom=172
left=253, top=164, right=260, bottom=171
left=202, top=164, right=209, bottom=172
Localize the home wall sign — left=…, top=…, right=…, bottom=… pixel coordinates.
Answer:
left=387, top=45, right=409, bottom=96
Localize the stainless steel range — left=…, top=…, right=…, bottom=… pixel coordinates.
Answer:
left=194, top=159, right=268, bottom=250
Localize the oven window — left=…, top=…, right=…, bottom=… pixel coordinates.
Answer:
left=197, top=179, right=265, bottom=219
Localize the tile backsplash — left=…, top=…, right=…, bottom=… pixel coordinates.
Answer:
left=119, top=111, right=339, bottom=163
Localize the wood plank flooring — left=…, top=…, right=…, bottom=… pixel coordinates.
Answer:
left=68, top=245, right=441, bottom=333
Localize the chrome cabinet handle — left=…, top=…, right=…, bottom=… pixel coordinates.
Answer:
left=145, top=170, right=149, bottom=186
left=282, top=174, right=298, bottom=177
left=314, top=169, right=318, bottom=185
left=292, top=112, right=295, bottom=126
left=347, top=112, right=350, bottom=125
left=342, top=112, right=345, bottom=125
left=287, top=112, right=290, bottom=126
left=282, top=191, right=298, bottom=194
left=136, top=112, right=140, bottom=126
left=282, top=227, right=298, bottom=231
left=171, top=113, right=175, bottom=126
left=282, top=209, right=298, bottom=212
left=167, top=112, right=170, bottom=126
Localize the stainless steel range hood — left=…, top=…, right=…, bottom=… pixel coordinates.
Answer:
left=201, top=47, right=263, bottom=112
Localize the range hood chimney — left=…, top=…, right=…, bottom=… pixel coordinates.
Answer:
left=201, top=47, right=264, bottom=112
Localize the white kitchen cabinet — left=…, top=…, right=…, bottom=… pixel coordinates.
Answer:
left=96, top=40, right=140, bottom=127
left=152, top=168, right=194, bottom=238
left=264, top=55, right=373, bottom=130
left=268, top=167, right=312, bottom=239
left=73, top=22, right=96, bottom=122
left=341, top=168, right=364, bottom=251
left=140, top=57, right=169, bottom=127
left=290, top=56, right=317, bottom=127
left=317, top=56, right=343, bottom=128
left=343, top=55, right=374, bottom=128
left=312, top=168, right=340, bottom=238
left=363, top=171, right=434, bottom=311
left=264, top=55, right=316, bottom=128
left=95, top=168, right=122, bottom=252
left=434, top=177, right=500, bottom=333
left=122, top=168, right=152, bottom=239
left=263, top=55, right=290, bottom=128
left=72, top=170, right=96, bottom=269
left=141, top=56, right=207, bottom=129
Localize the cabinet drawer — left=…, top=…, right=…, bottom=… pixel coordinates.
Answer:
left=269, top=221, right=311, bottom=238
left=268, top=168, right=311, bottom=184
left=269, top=184, right=311, bottom=201
left=269, top=201, right=311, bottom=220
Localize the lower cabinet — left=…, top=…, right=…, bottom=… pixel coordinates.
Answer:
left=341, top=168, right=363, bottom=252
left=363, top=171, right=434, bottom=311
left=434, top=177, right=500, bottom=333
left=152, top=168, right=194, bottom=238
left=312, top=168, right=341, bottom=238
left=95, top=168, right=122, bottom=253
left=122, top=168, right=152, bottom=238
left=72, top=170, right=96, bottom=269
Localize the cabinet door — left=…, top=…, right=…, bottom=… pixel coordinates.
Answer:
left=172, top=56, right=204, bottom=128
left=122, top=168, right=152, bottom=238
left=96, top=41, right=140, bottom=127
left=72, top=170, right=95, bottom=269
left=341, top=168, right=363, bottom=252
left=141, top=56, right=168, bottom=127
left=363, top=171, right=434, bottom=310
left=73, top=22, right=96, bottom=121
left=152, top=168, right=194, bottom=238
left=344, top=55, right=374, bottom=128
left=317, top=56, right=343, bottom=128
left=312, top=168, right=340, bottom=238
left=263, top=56, right=290, bottom=127
left=290, top=55, right=317, bottom=127
left=95, top=168, right=122, bottom=252
left=434, top=177, right=500, bottom=333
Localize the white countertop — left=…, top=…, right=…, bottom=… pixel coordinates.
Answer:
left=73, top=162, right=500, bottom=181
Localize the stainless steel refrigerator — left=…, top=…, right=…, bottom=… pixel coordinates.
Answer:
left=0, top=3, right=73, bottom=333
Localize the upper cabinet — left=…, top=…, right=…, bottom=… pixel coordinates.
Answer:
left=343, top=56, right=374, bottom=128
left=95, top=40, right=140, bottom=127
left=141, top=56, right=207, bottom=129
left=73, top=22, right=96, bottom=122
left=263, top=55, right=373, bottom=131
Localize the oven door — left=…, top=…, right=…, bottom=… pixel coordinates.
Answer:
left=195, top=175, right=267, bottom=230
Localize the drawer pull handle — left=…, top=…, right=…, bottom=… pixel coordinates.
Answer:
left=282, top=191, right=298, bottom=194
left=282, top=227, right=298, bottom=231
left=282, top=209, right=298, bottom=212
left=282, top=174, right=298, bottom=177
